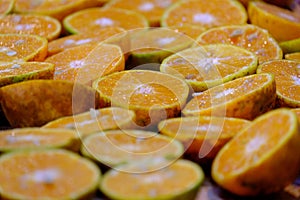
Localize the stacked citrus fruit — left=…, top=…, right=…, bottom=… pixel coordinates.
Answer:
left=0, top=0, right=300, bottom=199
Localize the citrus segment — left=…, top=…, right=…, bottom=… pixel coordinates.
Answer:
left=167, top=25, right=207, bottom=40
left=0, top=34, right=48, bottom=62
left=46, top=43, right=125, bottom=85
left=81, top=129, right=184, bottom=168
left=182, top=73, right=276, bottom=120
left=212, top=108, right=300, bottom=196
left=104, top=0, right=179, bottom=27
left=0, top=14, right=61, bottom=41
left=248, top=1, right=300, bottom=42
left=195, top=24, right=283, bottom=63
left=63, top=7, right=149, bottom=34
left=43, top=107, right=136, bottom=137
left=161, top=0, right=247, bottom=28
left=128, top=27, right=194, bottom=67
left=100, top=159, right=204, bottom=200
left=257, top=59, right=300, bottom=108
left=285, top=52, right=300, bottom=62
left=13, top=0, right=104, bottom=21
left=158, top=116, right=251, bottom=161
left=280, top=37, right=300, bottom=53
left=0, top=62, right=54, bottom=87
left=160, top=44, right=258, bottom=92
left=0, top=149, right=101, bottom=199
left=0, top=128, right=80, bottom=152
left=47, top=27, right=128, bottom=56
left=0, top=79, right=100, bottom=128
left=92, top=70, right=190, bottom=128
left=0, top=0, right=15, bottom=15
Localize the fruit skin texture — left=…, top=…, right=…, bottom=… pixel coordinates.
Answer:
left=0, top=80, right=100, bottom=128
left=211, top=109, right=300, bottom=196
left=248, top=1, right=300, bottom=42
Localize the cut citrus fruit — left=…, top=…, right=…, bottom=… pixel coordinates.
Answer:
left=63, top=7, right=149, bottom=34
left=292, top=107, right=300, bottom=120
left=195, top=24, right=283, bottom=63
left=160, top=44, right=258, bottom=92
left=257, top=59, right=300, bottom=108
left=92, top=70, right=190, bottom=128
left=43, top=107, right=136, bottom=137
left=167, top=25, right=207, bottom=40
left=0, top=62, right=54, bottom=87
left=81, top=129, right=184, bottom=168
left=0, top=14, right=61, bottom=41
left=45, top=43, right=125, bottom=85
left=0, top=149, right=101, bottom=199
left=100, top=159, right=204, bottom=200
left=47, top=26, right=128, bottom=56
left=127, top=27, right=193, bottom=67
left=0, top=128, right=80, bottom=152
left=104, top=0, right=179, bottom=27
left=13, top=0, right=104, bottom=21
left=182, top=73, right=276, bottom=120
left=161, top=0, right=247, bottom=28
left=248, top=0, right=300, bottom=42
left=211, top=108, right=300, bottom=196
left=0, top=33, right=48, bottom=62
left=279, top=37, right=300, bottom=53
left=0, top=0, right=15, bottom=15
left=285, top=52, right=300, bottom=62
left=0, top=79, right=100, bottom=128
left=158, top=116, right=251, bottom=161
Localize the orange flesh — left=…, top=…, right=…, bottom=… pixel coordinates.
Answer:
left=14, top=0, right=77, bottom=10
left=95, top=71, right=185, bottom=107
left=0, top=152, right=97, bottom=198
left=65, top=8, right=148, bottom=33
left=161, top=117, right=250, bottom=139
left=0, top=15, right=60, bottom=40
left=163, top=0, right=246, bottom=28
left=186, top=74, right=270, bottom=109
left=0, top=129, right=75, bottom=148
left=258, top=60, right=300, bottom=102
left=216, top=112, right=291, bottom=173
left=103, top=161, right=199, bottom=197
left=0, top=0, right=13, bottom=14
left=254, top=1, right=300, bottom=23
left=167, top=25, right=207, bottom=40
left=163, top=45, right=255, bottom=81
left=285, top=52, right=300, bottom=62
left=0, top=34, right=47, bottom=62
left=197, top=25, right=281, bottom=63
left=0, top=62, right=53, bottom=76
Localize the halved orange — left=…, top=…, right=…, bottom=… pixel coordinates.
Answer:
left=43, top=107, right=136, bottom=137
left=167, top=25, right=207, bottom=40
left=0, top=79, right=100, bottom=128
left=0, top=34, right=48, bottom=62
left=0, top=14, right=61, bottom=41
left=182, top=73, right=276, bottom=120
left=0, top=128, right=80, bottom=152
left=127, top=27, right=194, bottom=67
left=257, top=59, right=300, bottom=108
left=92, top=70, right=190, bottom=128
left=0, top=0, right=15, bottom=15
left=0, top=62, right=54, bottom=87
left=158, top=116, right=251, bottom=161
left=81, top=129, right=184, bottom=169
left=161, top=0, right=247, bottom=28
left=100, top=159, right=204, bottom=200
left=13, top=0, right=104, bottom=21
left=285, top=52, right=300, bottom=62
left=104, top=0, right=179, bottom=27
left=211, top=108, right=300, bottom=196
left=45, top=43, right=125, bottom=85
left=48, top=26, right=128, bottom=56
left=0, top=149, right=101, bottom=199
left=160, top=44, right=258, bottom=92
left=248, top=0, right=300, bottom=42
left=195, top=24, right=283, bottom=63
left=63, top=7, right=149, bottom=34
